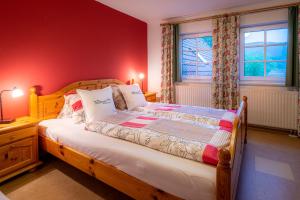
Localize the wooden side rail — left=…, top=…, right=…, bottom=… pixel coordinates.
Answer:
left=38, top=127, right=181, bottom=200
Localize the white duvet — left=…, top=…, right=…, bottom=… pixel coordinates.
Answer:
left=40, top=118, right=216, bottom=200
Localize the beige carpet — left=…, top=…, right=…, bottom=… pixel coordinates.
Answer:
left=6, top=170, right=103, bottom=200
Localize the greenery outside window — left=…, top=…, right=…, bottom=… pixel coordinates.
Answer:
left=240, top=23, right=288, bottom=85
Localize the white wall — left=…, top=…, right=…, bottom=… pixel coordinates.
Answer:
left=147, top=21, right=162, bottom=95
left=179, top=20, right=212, bottom=34
left=147, top=0, right=296, bottom=95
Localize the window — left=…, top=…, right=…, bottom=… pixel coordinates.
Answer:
left=180, top=33, right=212, bottom=81
left=240, top=23, right=288, bottom=84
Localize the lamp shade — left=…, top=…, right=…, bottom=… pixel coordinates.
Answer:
left=11, top=88, right=24, bottom=98
left=138, top=73, right=145, bottom=80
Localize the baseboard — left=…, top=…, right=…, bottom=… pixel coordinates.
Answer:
left=248, top=124, right=297, bottom=135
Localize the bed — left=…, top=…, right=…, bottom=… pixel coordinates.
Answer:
left=29, top=79, right=248, bottom=200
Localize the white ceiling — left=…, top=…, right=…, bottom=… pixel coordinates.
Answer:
left=96, top=0, right=276, bottom=23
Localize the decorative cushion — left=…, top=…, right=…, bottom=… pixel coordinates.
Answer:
left=119, top=84, right=147, bottom=110
left=111, top=84, right=127, bottom=110
left=68, top=93, right=85, bottom=124
left=76, top=86, right=116, bottom=123
left=57, top=91, right=77, bottom=119
left=57, top=91, right=85, bottom=123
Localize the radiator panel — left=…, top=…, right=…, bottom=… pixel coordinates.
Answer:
left=175, top=84, right=298, bottom=130
left=176, top=84, right=212, bottom=107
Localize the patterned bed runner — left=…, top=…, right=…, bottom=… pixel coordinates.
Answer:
left=86, top=112, right=232, bottom=166
left=133, top=102, right=237, bottom=129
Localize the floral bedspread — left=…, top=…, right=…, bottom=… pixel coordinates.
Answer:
left=85, top=112, right=232, bottom=166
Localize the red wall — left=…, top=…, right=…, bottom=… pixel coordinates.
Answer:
left=0, top=0, right=147, bottom=119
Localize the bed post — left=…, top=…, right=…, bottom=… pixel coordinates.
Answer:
left=243, top=96, right=248, bottom=144
left=29, top=87, right=38, bottom=119
left=216, top=148, right=231, bottom=200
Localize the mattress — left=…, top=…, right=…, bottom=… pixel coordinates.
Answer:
left=39, top=118, right=216, bottom=200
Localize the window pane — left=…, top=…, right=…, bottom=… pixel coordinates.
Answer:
left=244, top=62, right=264, bottom=76
left=182, top=38, right=197, bottom=51
left=197, top=50, right=212, bottom=64
left=181, top=35, right=212, bottom=79
left=182, top=51, right=197, bottom=62
left=266, top=45, right=287, bottom=61
left=182, top=63, right=196, bottom=76
left=266, top=62, right=286, bottom=77
left=197, top=36, right=212, bottom=49
left=245, top=31, right=264, bottom=46
left=245, top=47, right=264, bottom=61
left=267, top=29, right=288, bottom=44
left=198, top=62, right=212, bottom=76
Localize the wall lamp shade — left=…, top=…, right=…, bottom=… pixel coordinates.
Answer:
left=138, top=73, right=145, bottom=80
left=0, top=87, right=24, bottom=124
left=11, top=88, right=24, bottom=98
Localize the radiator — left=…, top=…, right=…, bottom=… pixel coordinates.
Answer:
left=175, top=84, right=298, bottom=130
left=176, top=83, right=212, bottom=107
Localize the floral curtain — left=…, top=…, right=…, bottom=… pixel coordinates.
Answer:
left=161, top=24, right=176, bottom=103
left=212, top=15, right=240, bottom=110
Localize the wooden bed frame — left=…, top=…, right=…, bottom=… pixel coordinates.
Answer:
left=29, top=79, right=248, bottom=200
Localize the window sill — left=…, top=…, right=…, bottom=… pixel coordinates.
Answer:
left=240, top=80, right=285, bottom=87
left=178, top=79, right=211, bottom=84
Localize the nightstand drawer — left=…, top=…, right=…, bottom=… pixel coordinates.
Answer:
left=0, top=127, right=37, bottom=146
left=0, top=137, right=37, bottom=177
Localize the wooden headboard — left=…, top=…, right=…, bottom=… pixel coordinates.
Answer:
left=29, top=79, right=125, bottom=120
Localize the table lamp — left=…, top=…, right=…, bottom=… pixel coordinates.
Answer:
left=138, top=73, right=145, bottom=93
left=0, top=87, right=24, bottom=124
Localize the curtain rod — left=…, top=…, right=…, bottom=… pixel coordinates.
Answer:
left=160, top=2, right=300, bottom=26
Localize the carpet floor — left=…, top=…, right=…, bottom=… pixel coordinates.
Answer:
left=0, top=127, right=299, bottom=200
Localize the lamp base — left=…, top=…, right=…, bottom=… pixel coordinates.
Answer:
left=0, top=119, right=15, bottom=124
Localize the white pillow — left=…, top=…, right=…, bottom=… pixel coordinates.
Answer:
left=119, top=84, right=147, bottom=110
left=76, top=86, right=116, bottom=123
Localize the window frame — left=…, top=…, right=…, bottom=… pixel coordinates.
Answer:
left=240, top=23, right=288, bottom=85
left=179, top=32, right=213, bottom=83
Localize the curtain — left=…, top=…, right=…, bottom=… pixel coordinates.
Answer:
left=286, top=6, right=299, bottom=87
left=297, top=6, right=300, bottom=136
left=161, top=24, right=179, bottom=103
left=212, top=15, right=240, bottom=110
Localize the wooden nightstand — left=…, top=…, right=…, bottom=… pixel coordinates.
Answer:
left=144, top=92, right=157, bottom=102
left=0, top=117, right=41, bottom=183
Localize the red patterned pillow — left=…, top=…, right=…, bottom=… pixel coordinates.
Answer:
left=57, top=90, right=85, bottom=123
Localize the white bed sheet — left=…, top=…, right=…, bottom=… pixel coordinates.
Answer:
left=40, top=118, right=216, bottom=200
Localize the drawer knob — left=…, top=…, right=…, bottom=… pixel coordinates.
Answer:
left=4, top=153, right=8, bottom=160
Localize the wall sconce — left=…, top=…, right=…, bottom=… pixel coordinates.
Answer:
left=138, top=73, right=145, bottom=93
left=0, top=87, right=24, bottom=124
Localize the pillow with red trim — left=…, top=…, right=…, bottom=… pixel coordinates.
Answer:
left=57, top=91, right=77, bottom=119
left=68, top=93, right=85, bottom=123
left=57, top=90, right=85, bottom=123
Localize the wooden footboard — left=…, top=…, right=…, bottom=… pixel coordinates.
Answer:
left=30, top=79, right=248, bottom=200
left=217, top=96, right=247, bottom=200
